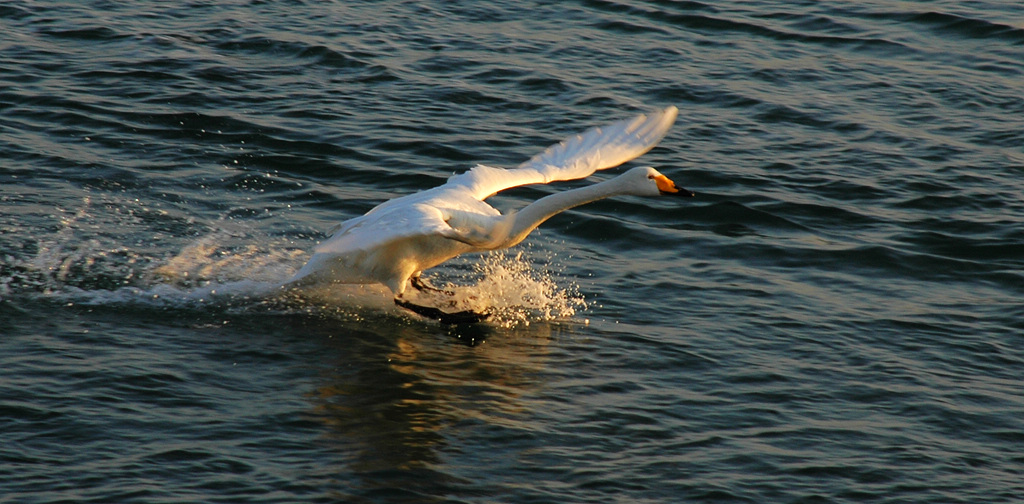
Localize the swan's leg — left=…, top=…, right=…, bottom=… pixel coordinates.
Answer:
left=410, top=275, right=455, bottom=296
left=394, top=297, right=490, bottom=324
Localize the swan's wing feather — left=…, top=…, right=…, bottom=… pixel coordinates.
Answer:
left=289, top=206, right=458, bottom=287
left=521, top=105, right=679, bottom=181
left=439, top=208, right=515, bottom=249
left=313, top=203, right=500, bottom=257
left=314, top=205, right=446, bottom=257
left=448, top=106, right=678, bottom=200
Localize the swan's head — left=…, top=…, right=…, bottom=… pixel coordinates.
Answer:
left=621, top=166, right=694, bottom=197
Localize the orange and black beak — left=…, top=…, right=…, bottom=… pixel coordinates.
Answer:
left=654, top=174, right=695, bottom=197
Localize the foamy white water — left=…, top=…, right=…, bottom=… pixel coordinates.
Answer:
left=7, top=209, right=585, bottom=328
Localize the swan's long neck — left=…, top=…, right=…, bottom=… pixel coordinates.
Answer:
left=505, top=177, right=627, bottom=247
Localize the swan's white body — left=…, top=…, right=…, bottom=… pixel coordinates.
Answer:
left=289, top=106, right=688, bottom=300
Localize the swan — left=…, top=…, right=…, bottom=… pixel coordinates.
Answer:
left=286, top=106, right=692, bottom=322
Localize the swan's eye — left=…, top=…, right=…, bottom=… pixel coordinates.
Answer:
left=647, top=175, right=655, bottom=179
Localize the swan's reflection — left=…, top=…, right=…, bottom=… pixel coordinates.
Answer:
left=303, top=315, right=561, bottom=499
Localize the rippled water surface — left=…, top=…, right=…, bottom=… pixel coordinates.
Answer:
left=3, top=1, right=1023, bottom=502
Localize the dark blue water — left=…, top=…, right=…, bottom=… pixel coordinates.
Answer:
left=3, top=1, right=1023, bottom=502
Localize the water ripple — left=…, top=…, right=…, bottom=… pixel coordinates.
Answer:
left=3, top=0, right=1024, bottom=502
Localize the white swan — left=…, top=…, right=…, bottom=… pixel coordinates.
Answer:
left=287, top=106, right=692, bottom=322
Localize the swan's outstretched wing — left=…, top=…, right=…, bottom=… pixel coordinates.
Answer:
left=449, top=106, right=678, bottom=200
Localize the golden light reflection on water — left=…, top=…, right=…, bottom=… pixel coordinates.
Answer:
left=304, top=317, right=559, bottom=477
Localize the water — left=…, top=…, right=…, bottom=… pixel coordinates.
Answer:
left=2, top=0, right=1023, bottom=502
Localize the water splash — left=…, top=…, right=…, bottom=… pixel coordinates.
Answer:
left=4, top=196, right=156, bottom=296
left=404, top=250, right=588, bottom=328
left=1, top=195, right=303, bottom=311
left=2, top=198, right=587, bottom=326
left=147, top=230, right=304, bottom=289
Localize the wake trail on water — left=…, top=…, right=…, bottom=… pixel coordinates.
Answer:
left=2, top=198, right=586, bottom=327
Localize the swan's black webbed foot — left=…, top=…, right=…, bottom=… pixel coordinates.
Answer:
left=395, top=298, right=490, bottom=324
left=410, top=276, right=455, bottom=296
